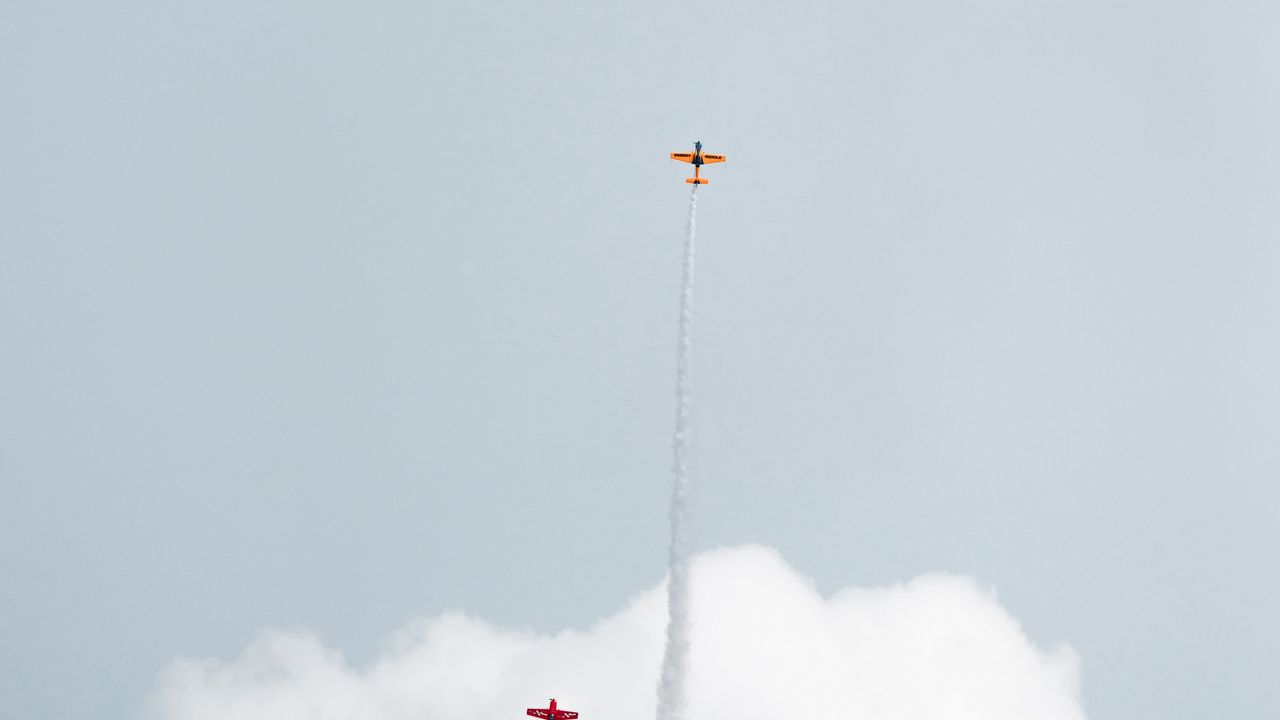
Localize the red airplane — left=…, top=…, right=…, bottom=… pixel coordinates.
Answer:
left=527, top=699, right=578, bottom=720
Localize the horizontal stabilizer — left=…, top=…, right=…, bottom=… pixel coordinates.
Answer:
left=685, top=177, right=709, bottom=184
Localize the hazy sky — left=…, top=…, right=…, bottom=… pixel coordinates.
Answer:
left=2, top=1, right=1278, bottom=719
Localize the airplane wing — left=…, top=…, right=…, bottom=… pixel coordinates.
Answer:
left=528, top=710, right=576, bottom=720
left=701, top=153, right=726, bottom=164
left=670, top=152, right=695, bottom=163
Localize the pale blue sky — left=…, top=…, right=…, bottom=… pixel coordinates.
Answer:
left=2, top=2, right=1277, bottom=718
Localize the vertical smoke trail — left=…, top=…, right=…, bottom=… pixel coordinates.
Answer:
left=657, top=186, right=697, bottom=720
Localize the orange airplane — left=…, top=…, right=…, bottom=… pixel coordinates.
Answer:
left=670, top=141, right=726, bottom=185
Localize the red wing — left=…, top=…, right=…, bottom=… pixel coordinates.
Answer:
left=670, top=152, right=695, bottom=163
left=561, top=713, right=579, bottom=719
left=528, top=711, right=551, bottom=719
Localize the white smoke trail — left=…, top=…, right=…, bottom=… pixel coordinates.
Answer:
left=657, top=186, right=698, bottom=720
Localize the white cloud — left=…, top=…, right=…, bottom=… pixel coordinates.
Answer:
left=145, top=545, right=1085, bottom=720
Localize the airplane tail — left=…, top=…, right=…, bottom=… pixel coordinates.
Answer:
left=685, top=177, right=709, bottom=185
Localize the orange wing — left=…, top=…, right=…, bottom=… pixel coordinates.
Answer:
left=670, top=152, right=695, bottom=163
left=701, top=153, right=726, bottom=164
